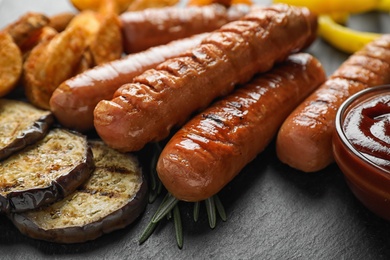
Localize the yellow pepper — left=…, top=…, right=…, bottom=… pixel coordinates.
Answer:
left=273, top=0, right=380, bottom=14
left=377, top=0, right=390, bottom=11
left=273, top=0, right=389, bottom=54
left=318, top=15, right=381, bottom=53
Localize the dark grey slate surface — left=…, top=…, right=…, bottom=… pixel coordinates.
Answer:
left=1, top=1, right=390, bottom=259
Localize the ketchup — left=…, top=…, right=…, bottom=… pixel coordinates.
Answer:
left=343, top=93, right=390, bottom=171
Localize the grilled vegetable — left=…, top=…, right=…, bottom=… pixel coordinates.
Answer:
left=0, top=128, right=94, bottom=213
left=0, top=32, right=23, bottom=97
left=10, top=140, right=147, bottom=244
left=2, top=12, right=49, bottom=53
left=0, top=99, right=54, bottom=160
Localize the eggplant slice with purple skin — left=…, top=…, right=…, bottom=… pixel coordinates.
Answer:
left=10, top=140, right=148, bottom=244
left=0, top=99, right=54, bottom=160
left=0, top=128, right=94, bottom=213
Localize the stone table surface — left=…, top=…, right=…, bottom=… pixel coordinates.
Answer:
left=1, top=1, right=390, bottom=259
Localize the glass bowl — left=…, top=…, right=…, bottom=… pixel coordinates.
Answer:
left=333, top=85, right=390, bottom=221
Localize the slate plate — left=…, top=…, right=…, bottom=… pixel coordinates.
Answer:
left=1, top=1, right=390, bottom=259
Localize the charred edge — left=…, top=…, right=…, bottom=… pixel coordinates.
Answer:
left=0, top=113, right=54, bottom=160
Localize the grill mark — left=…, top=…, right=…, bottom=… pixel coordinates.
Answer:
left=125, top=12, right=280, bottom=97
left=95, top=165, right=133, bottom=174
left=77, top=188, right=119, bottom=199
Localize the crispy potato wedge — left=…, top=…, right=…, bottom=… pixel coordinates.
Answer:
left=187, top=0, right=253, bottom=5
left=0, top=32, right=23, bottom=97
left=21, top=26, right=58, bottom=59
left=10, top=140, right=147, bottom=244
left=89, top=13, right=122, bottom=65
left=66, top=10, right=122, bottom=65
left=74, top=49, right=95, bottom=75
left=71, top=0, right=135, bottom=14
left=67, top=10, right=101, bottom=44
left=23, top=9, right=124, bottom=109
left=127, top=0, right=179, bottom=11
left=23, top=25, right=88, bottom=109
left=48, top=12, right=76, bottom=32
left=3, top=12, right=49, bottom=52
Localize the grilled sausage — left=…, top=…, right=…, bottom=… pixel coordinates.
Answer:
left=276, top=34, right=390, bottom=173
left=50, top=33, right=209, bottom=132
left=94, top=4, right=318, bottom=152
left=157, top=53, right=326, bottom=202
left=120, top=3, right=250, bottom=53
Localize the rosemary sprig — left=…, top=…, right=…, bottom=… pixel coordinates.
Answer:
left=140, top=143, right=228, bottom=248
left=138, top=218, right=159, bottom=245
left=151, top=193, right=179, bottom=223
left=139, top=192, right=227, bottom=248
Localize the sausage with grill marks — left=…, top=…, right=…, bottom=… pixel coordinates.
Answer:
left=276, top=34, right=390, bottom=172
left=156, top=53, right=326, bottom=202
left=120, top=3, right=250, bottom=54
left=49, top=33, right=209, bottom=132
left=94, top=4, right=318, bottom=152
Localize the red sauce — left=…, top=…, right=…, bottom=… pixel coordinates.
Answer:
left=343, top=94, right=390, bottom=171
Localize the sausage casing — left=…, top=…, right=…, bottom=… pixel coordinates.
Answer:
left=157, top=53, right=326, bottom=202
left=120, top=4, right=250, bottom=53
left=276, top=34, right=390, bottom=172
left=50, top=33, right=209, bottom=132
left=94, top=4, right=318, bottom=152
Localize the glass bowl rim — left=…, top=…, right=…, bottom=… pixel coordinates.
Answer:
left=334, top=84, right=390, bottom=174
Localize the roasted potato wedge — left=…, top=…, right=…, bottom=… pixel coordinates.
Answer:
left=10, top=140, right=147, bottom=244
left=71, top=0, right=135, bottom=14
left=0, top=32, right=23, bottom=97
left=23, top=24, right=88, bottom=109
left=0, top=128, right=94, bottom=214
left=187, top=0, right=253, bottom=5
left=89, top=13, right=123, bottom=65
left=0, top=99, right=54, bottom=160
left=2, top=12, right=49, bottom=51
left=23, top=9, right=123, bottom=109
left=127, top=0, right=179, bottom=11
left=48, top=12, right=76, bottom=32
left=66, top=10, right=101, bottom=44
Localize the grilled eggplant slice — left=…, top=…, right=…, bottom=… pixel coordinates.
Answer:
left=10, top=140, right=148, bottom=244
left=0, top=99, right=54, bottom=160
left=0, top=128, right=94, bottom=213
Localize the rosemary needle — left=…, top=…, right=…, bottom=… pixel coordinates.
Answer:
left=173, top=204, right=183, bottom=249
left=193, top=201, right=200, bottom=222
left=152, top=193, right=179, bottom=223
left=205, top=197, right=216, bottom=229
left=214, top=194, right=227, bottom=222
left=139, top=218, right=159, bottom=244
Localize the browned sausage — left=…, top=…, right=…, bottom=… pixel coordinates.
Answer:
left=49, top=33, right=209, bottom=132
left=93, top=4, right=318, bottom=152
left=120, top=3, right=250, bottom=53
left=157, top=53, right=326, bottom=202
left=276, top=34, right=390, bottom=173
